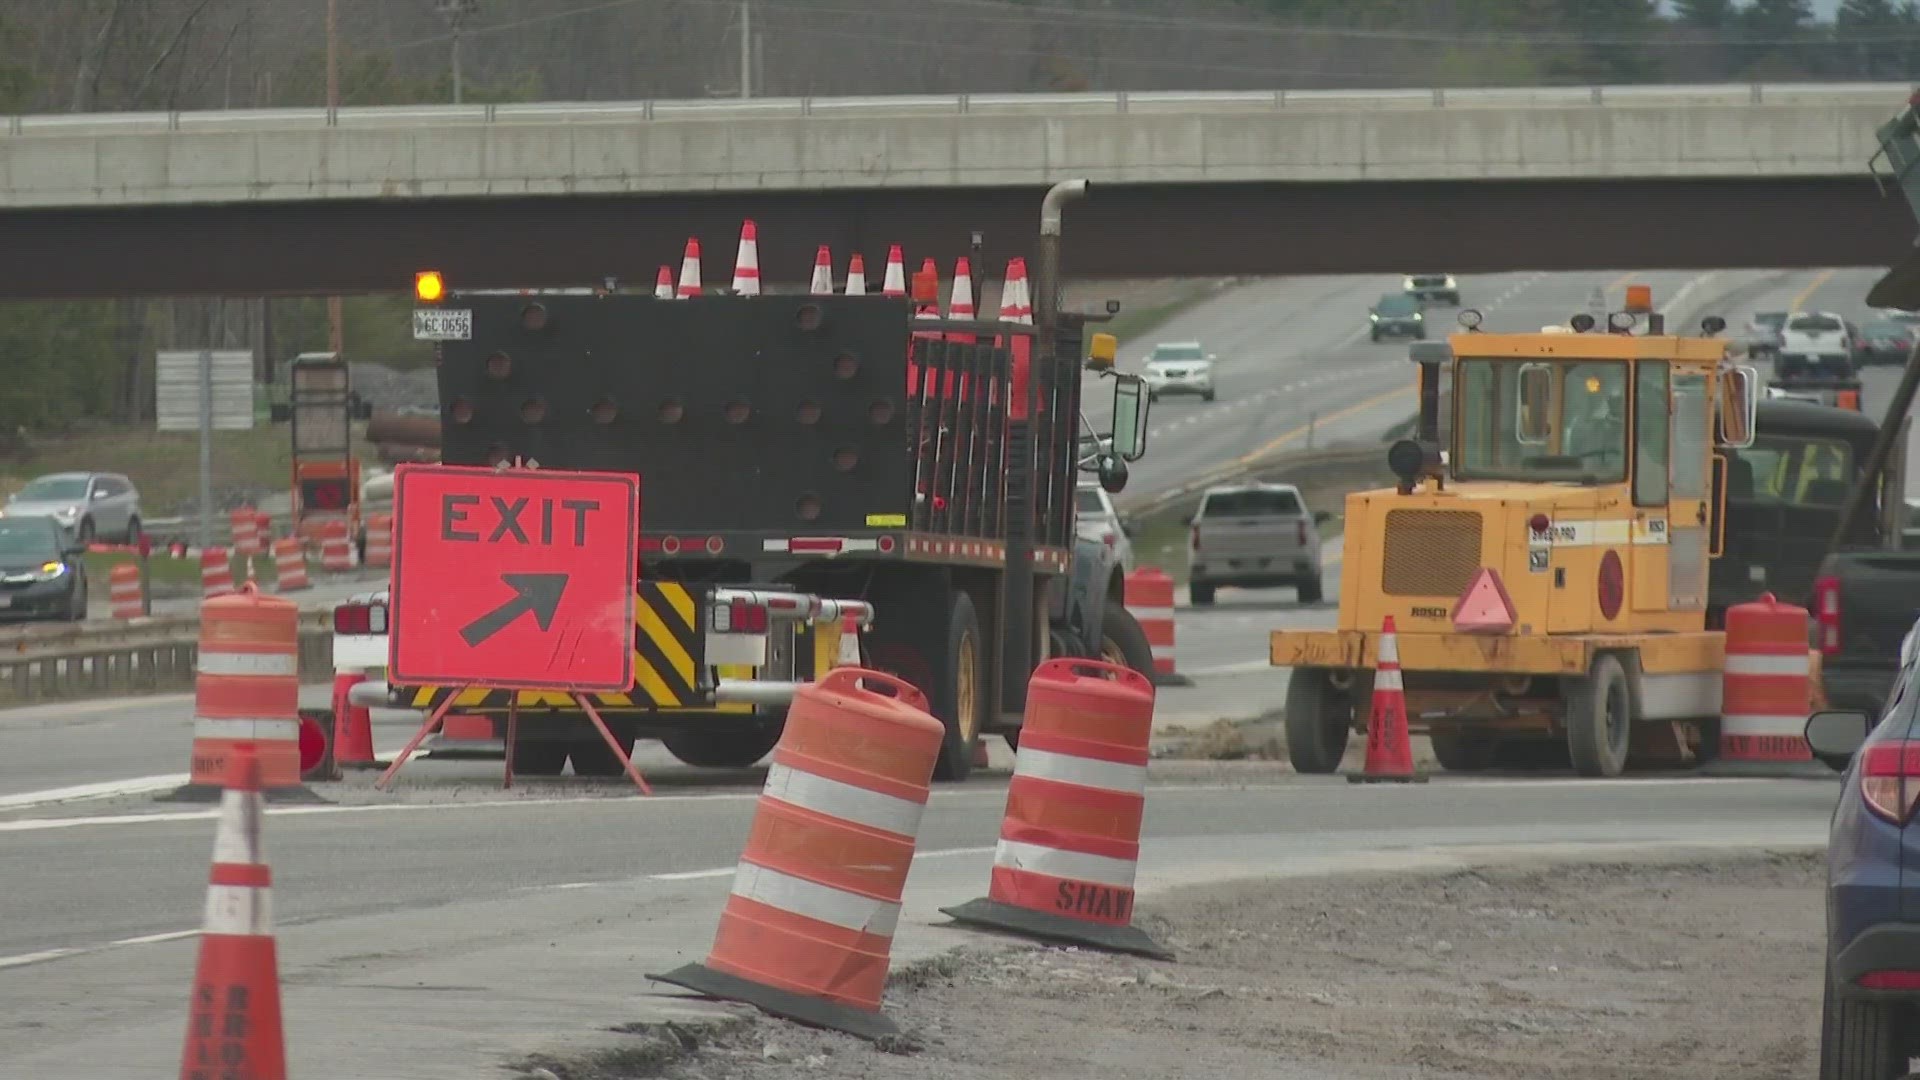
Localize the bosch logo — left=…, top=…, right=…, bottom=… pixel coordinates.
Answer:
left=1409, top=605, right=1448, bottom=618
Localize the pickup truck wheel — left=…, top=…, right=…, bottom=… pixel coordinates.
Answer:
left=511, top=736, right=568, bottom=777
left=662, top=726, right=783, bottom=769
left=1098, top=603, right=1156, bottom=681
left=1296, top=576, right=1323, bottom=604
left=1189, top=582, right=1216, bottom=606
left=932, top=592, right=987, bottom=782
left=1820, top=958, right=1910, bottom=1079
left=569, top=732, right=639, bottom=777
left=1284, top=668, right=1353, bottom=774
left=1565, top=654, right=1632, bottom=778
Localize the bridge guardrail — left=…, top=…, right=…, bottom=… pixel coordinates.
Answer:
left=4, top=81, right=1911, bottom=136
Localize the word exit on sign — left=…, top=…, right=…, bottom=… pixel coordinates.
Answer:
left=387, top=463, right=640, bottom=691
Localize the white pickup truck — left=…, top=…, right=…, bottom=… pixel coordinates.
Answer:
left=330, top=585, right=870, bottom=774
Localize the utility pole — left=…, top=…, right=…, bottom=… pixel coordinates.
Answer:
left=739, top=0, right=752, bottom=98
left=437, top=0, right=479, bottom=104
left=326, top=0, right=344, bottom=355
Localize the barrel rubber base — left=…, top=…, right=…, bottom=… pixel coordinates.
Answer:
left=155, top=783, right=331, bottom=805
left=648, top=963, right=897, bottom=1041
left=1151, top=673, right=1195, bottom=688
left=1701, top=758, right=1841, bottom=780
left=1345, top=772, right=1430, bottom=784
left=940, top=897, right=1174, bottom=961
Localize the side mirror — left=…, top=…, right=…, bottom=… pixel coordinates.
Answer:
left=1516, top=363, right=1553, bottom=445
left=1097, top=455, right=1128, bottom=494
left=65, top=545, right=86, bottom=558
left=1110, top=375, right=1149, bottom=462
left=1121, top=522, right=1135, bottom=538
left=1804, top=710, right=1873, bottom=770
left=1314, top=510, right=1332, bottom=525
left=1717, top=365, right=1757, bottom=449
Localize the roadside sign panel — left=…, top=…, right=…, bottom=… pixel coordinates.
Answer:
left=156, top=350, right=255, bottom=432
left=388, top=464, right=639, bottom=691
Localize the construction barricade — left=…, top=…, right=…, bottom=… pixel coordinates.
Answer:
left=1124, top=567, right=1189, bottom=687
left=201, top=548, right=234, bottom=599
left=318, top=521, right=354, bottom=572
left=109, top=563, right=143, bottom=620
left=159, top=582, right=324, bottom=804
left=229, top=509, right=263, bottom=558
left=1349, top=615, right=1426, bottom=784
left=179, top=744, right=288, bottom=1080
left=1706, top=592, right=1829, bottom=778
left=271, top=539, right=309, bottom=593
left=651, top=667, right=945, bottom=1039
left=942, top=658, right=1172, bottom=959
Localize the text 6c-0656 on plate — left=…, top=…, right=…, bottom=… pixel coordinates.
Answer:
left=412, top=308, right=472, bottom=340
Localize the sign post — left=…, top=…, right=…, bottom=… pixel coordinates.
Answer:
left=156, top=349, right=254, bottom=551
left=377, top=463, right=643, bottom=791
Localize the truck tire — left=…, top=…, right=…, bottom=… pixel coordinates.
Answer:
left=661, top=726, right=782, bottom=770
left=511, top=735, right=568, bottom=777
left=1820, top=959, right=1911, bottom=1079
left=1285, top=668, right=1353, bottom=774
left=1097, top=603, right=1156, bottom=680
left=1190, top=582, right=1216, bottom=606
left=932, top=591, right=988, bottom=783
left=569, top=732, right=639, bottom=777
left=1565, top=654, right=1632, bottom=778
left=1430, top=734, right=1498, bottom=772
left=1296, top=575, right=1323, bottom=605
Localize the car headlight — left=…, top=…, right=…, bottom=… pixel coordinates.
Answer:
left=1370, top=313, right=1380, bottom=321
left=54, top=505, right=78, bottom=520
left=1412, top=312, right=1423, bottom=320
left=36, top=561, right=65, bottom=580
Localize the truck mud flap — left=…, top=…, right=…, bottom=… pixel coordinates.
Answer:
left=402, top=583, right=750, bottom=713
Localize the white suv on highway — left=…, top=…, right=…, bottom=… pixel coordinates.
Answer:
left=1142, top=341, right=1216, bottom=402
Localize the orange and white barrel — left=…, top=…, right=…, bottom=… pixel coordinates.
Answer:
left=942, top=658, right=1171, bottom=958
left=229, top=509, right=262, bottom=557
left=363, top=512, right=393, bottom=569
left=318, top=521, right=353, bottom=572
left=201, top=547, right=234, bottom=599
left=109, top=563, right=142, bottom=619
left=1123, top=567, right=1180, bottom=684
left=650, top=667, right=945, bottom=1037
left=185, top=583, right=307, bottom=797
left=1711, top=592, right=1826, bottom=777
left=271, top=538, right=310, bottom=592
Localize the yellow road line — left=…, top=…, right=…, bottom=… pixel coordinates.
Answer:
left=1236, top=384, right=1416, bottom=468
left=1789, top=268, right=1837, bottom=312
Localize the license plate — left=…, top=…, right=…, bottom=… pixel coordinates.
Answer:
left=412, top=308, right=472, bottom=340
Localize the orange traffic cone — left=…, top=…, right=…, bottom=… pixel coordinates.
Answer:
left=1348, top=616, right=1427, bottom=784
left=329, top=671, right=388, bottom=771
left=675, top=238, right=702, bottom=299
left=844, top=252, right=867, bottom=296
left=653, top=264, right=673, bottom=299
left=179, top=744, right=286, bottom=1080
left=809, top=245, right=834, bottom=295
left=880, top=244, right=906, bottom=297
left=914, top=257, right=941, bottom=320
left=731, top=219, right=761, bottom=296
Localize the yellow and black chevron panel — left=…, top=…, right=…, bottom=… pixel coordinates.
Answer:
left=406, top=582, right=722, bottom=712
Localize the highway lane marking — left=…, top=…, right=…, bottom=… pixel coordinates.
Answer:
left=1791, top=268, right=1838, bottom=312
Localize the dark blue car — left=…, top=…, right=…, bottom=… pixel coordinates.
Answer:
left=1806, top=672, right=1920, bottom=1079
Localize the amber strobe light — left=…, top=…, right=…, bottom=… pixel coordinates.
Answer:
left=415, top=271, right=445, bottom=303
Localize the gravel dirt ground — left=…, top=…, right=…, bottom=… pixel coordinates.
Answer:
left=518, top=850, right=1841, bottom=1080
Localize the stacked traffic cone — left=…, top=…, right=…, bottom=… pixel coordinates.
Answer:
left=1348, top=615, right=1427, bottom=784
left=809, top=245, right=834, bottom=295
left=947, top=257, right=977, bottom=343
left=179, top=745, right=287, bottom=1080
left=844, top=252, right=867, bottom=295
left=654, top=265, right=674, bottom=299
left=914, top=257, right=942, bottom=320
left=731, top=220, right=761, bottom=296
left=1006, top=257, right=1033, bottom=324
left=880, top=244, right=907, bottom=297
left=676, top=238, right=702, bottom=299
left=330, top=671, right=388, bottom=771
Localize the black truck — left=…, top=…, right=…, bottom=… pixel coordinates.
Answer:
left=343, top=183, right=1161, bottom=782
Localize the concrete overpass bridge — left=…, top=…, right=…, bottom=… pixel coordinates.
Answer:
left=0, top=83, right=1914, bottom=298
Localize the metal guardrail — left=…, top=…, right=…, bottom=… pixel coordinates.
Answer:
left=0, top=610, right=335, bottom=705
left=2, top=82, right=1909, bottom=136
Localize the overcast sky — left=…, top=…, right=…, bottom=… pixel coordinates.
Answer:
left=1654, top=0, right=1843, bottom=18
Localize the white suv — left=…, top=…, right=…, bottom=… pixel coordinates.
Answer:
left=1142, top=341, right=1216, bottom=402
left=1075, top=482, right=1135, bottom=573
